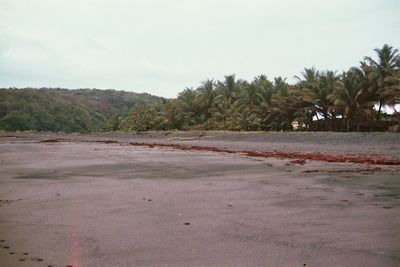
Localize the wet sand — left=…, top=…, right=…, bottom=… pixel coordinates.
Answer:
left=0, top=132, right=399, bottom=266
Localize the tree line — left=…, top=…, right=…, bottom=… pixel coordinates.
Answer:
left=121, top=44, right=400, bottom=132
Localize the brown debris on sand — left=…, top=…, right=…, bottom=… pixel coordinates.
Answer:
left=288, top=159, right=307, bottom=165
left=125, top=142, right=400, bottom=166
left=303, top=167, right=384, bottom=173
left=40, top=139, right=59, bottom=143
left=36, top=138, right=400, bottom=166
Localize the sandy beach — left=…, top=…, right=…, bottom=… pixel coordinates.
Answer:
left=0, top=132, right=399, bottom=266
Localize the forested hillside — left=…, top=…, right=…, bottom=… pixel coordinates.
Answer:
left=0, top=88, right=162, bottom=132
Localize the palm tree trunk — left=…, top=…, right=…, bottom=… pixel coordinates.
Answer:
left=377, top=102, right=382, bottom=122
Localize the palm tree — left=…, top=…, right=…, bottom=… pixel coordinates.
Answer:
left=365, top=44, right=400, bottom=74
left=215, top=74, right=238, bottom=106
left=210, top=74, right=240, bottom=127
left=253, top=75, right=274, bottom=130
left=121, top=104, right=155, bottom=132
left=194, top=79, right=216, bottom=123
left=294, top=68, right=343, bottom=130
left=178, top=87, right=196, bottom=108
left=328, top=68, right=376, bottom=131
left=364, top=44, right=400, bottom=121
left=318, top=71, right=340, bottom=119
left=295, top=67, right=320, bottom=88
left=294, top=67, right=321, bottom=129
left=380, top=71, right=400, bottom=108
left=238, top=83, right=259, bottom=111
left=270, top=77, right=297, bottom=130
left=163, top=99, right=184, bottom=130
left=236, top=82, right=261, bottom=130
left=317, top=71, right=341, bottom=130
left=209, top=98, right=231, bottom=130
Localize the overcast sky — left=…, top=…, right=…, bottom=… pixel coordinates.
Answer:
left=0, top=0, right=399, bottom=98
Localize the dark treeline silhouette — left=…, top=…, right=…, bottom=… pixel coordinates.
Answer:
left=121, top=44, right=400, bottom=132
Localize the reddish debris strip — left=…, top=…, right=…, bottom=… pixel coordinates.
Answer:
left=125, top=142, right=400, bottom=166
left=302, top=167, right=384, bottom=173
left=39, top=139, right=400, bottom=166
left=288, top=159, right=307, bottom=165
left=40, top=139, right=59, bottom=143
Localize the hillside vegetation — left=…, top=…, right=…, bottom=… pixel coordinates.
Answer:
left=0, top=88, right=161, bottom=132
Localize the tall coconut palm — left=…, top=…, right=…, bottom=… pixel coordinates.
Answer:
left=328, top=68, right=376, bottom=131
left=253, top=75, right=274, bottom=107
left=253, top=75, right=274, bottom=130
left=195, top=79, right=216, bottom=122
left=215, top=74, right=238, bottom=106
left=163, top=99, right=184, bottom=130
left=121, top=104, right=155, bottom=132
left=365, top=44, right=400, bottom=73
left=294, top=68, right=342, bottom=130
left=293, top=67, right=321, bottom=129
left=238, top=83, right=260, bottom=111
left=270, top=77, right=297, bottom=130
left=295, top=67, right=320, bottom=88
left=210, top=97, right=232, bottom=129
left=316, top=71, right=342, bottom=130
left=177, top=88, right=199, bottom=126
left=364, top=44, right=400, bottom=121
left=211, top=74, right=239, bottom=127
left=318, top=71, right=340, bottom=118
left=235, top=83, right=261, bottom=130
left=380, top=72, right=400, bottom=108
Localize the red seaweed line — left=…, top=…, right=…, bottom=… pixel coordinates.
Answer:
left=39, top=139, right=400, bottom=166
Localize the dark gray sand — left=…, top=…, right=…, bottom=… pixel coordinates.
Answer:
left=0, top=132, right=399, bottom=266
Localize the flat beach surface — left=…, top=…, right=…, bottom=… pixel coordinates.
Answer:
left=0, top=131, right=399, bottom=266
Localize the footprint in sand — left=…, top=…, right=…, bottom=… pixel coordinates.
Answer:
left=2, top=242, right=49, bottom=265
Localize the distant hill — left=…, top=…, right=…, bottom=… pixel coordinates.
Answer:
left=0, top=88, right=162, bottom=132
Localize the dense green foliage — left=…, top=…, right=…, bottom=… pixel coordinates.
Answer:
left=0, top=88, right=161, bottom=132
left=122, top=44, right=400, bottom=132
